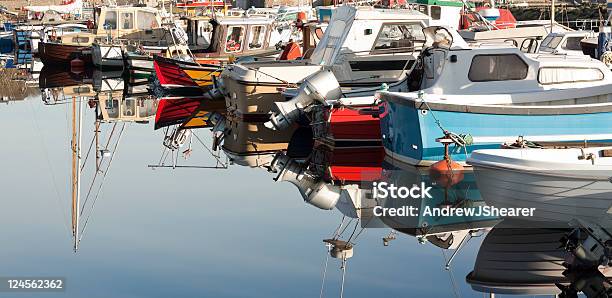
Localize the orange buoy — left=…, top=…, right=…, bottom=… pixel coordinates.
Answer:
left=429, top=158, right=464, bottom=187
left=279, top=42, right=302, bottom=60
left=70, top=57, right=84, bottom=74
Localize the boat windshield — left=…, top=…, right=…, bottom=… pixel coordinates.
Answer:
left=540, top=35, right=562, bottom=50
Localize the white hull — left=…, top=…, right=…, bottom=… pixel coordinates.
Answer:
left=469, top=148, right=612, bottom=226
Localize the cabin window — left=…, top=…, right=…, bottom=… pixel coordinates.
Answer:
left=104, top=11, right=117, bottom=30
left=373, top=23, right=424, bottom=51
left=468, top=54, right=528, bottom=82
left=121, top=12, right=134, bottom=30
left=225, top=26, right=245, bottom=53
left=417, top=5, right=427, bottom=14
left=139, top=99, right=156, bottom=117
left=105, top=99, right=119, bottom=118
left=562, top=37, right=583, bottom=51
left=122, top=99, right=136, bottom=117
left=430, top=6, right=441, bottom=20
left=137, top=11, right=158, bottom=29
left=248, top=25, right=266, bottom=50
left=538, top=67, right=604, bottom=85
left=540, top=35, right=562, bottom=49
left=70, top=36, right=90, bottom=44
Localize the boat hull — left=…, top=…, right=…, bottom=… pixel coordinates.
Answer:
left=380, top=99, right=612, bottom=166
left=126, top=52, right=154, bottom=72
left=472, top=164, right=612, bottom=227
left=312, top=104, right=382, bottom=146
left=92, top=43, right=124, bottom=69
left=153, top=56, right=220, bottom=91
left=38, top=41, right=92, bottom=65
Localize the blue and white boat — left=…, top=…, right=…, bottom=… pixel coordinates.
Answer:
left=379, top=27, right=612, bottom=166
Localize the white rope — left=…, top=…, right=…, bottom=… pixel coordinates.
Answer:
left=319, top=243, right=332, bottom=298
left=340, top=258, right=347, bottom=298
left=78, top=123, right=126, bottom=244
left=441, top=249, right=461, bottom=298
left=28, top=99, right=71, bottom=233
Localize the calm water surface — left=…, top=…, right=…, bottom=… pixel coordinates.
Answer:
left=0, top=68, right=571, bottom=298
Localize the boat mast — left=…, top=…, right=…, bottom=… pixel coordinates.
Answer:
left=71, top=96, right=77, bottom=251
left=71, top=95, right=83, bottom=253
left=550, top=0, right=555, bottom=32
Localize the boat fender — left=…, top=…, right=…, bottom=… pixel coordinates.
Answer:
left=265, top=69, right=341, bottom=130
left=429, top=159, right=464, bottom=187
left=70, top=57, right=85, bottom=74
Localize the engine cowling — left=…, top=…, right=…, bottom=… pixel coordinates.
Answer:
left=265, top=69, right=342, bottom=130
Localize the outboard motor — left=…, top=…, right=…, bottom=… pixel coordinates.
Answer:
left=265, top=69, right=342, bottom=131
left=269, top=153, right=341, bottom=210
left=561, top=219, right=612, bottom=268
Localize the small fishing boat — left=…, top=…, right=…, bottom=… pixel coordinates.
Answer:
left=379, top=27, right=612, bottom=166
left=225, top=6, right=432, bottom=121
left=154, top=96, right=225, bottom=130
left=153, top=15, right=287, bottom=93
left=152, top=56, right=222, bottom=94
left=40, top=5, right=172, bottom=66
left=467, top=146, right=612, bottom=226
left=38, top=33, right=94, bottom=65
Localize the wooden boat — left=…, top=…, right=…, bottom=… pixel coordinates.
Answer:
left=39, top=6, right=173, bottom=67
left=38, top=34, right=94, bottom=65
left=39, top=65, right=93, bottom=89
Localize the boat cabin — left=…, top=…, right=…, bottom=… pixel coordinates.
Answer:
left=406, top=0, right=463, bottom=30
left=410, top=27, right=612, bottom=103
left=93, top=6, right=166, bottom=41
left=98, top=94, right=157, bottom=123
left=309, top=6, right=430, bottom=84
left=538, top=31, right=596, bottom=56
left=186, top=16, right=277, bottom=57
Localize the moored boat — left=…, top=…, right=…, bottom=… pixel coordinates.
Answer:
left=225, top=6, right=431, bottom=122
left=38, top=34, right=94, bottom=65
left=378, top=26, right=612, bottom=166
left=467, top=146, right=612, bottom=226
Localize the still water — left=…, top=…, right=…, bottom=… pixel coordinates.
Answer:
left=0, top=66, right=593, bottom=298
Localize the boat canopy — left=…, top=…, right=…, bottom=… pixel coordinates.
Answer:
left=24, top=0, right=82, bottom=15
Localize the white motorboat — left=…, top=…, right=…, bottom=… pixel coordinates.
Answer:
left=467, top=147, right=612, bottom=226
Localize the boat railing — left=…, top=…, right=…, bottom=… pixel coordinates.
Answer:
left=559, top=19, right=603, bottom=32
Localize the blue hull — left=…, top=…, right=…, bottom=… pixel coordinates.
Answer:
left=380, top=100, right=612, bottom=165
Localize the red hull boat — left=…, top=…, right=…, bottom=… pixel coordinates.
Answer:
left=312, top=104, right=382, bottom=145
left=155, top=96, right=225, bottom=130
left=153, top=56, right=201, bottom=89
left=324, top=146, right=385, bottom=183
left=38, top=41, right=92, bottom=66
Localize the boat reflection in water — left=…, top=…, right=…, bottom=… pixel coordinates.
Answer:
left=466, top=146, right=612, bottom=297
left=467, top=218, right=612, bottom=297
left=38, top=67, right=157, bottom=252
